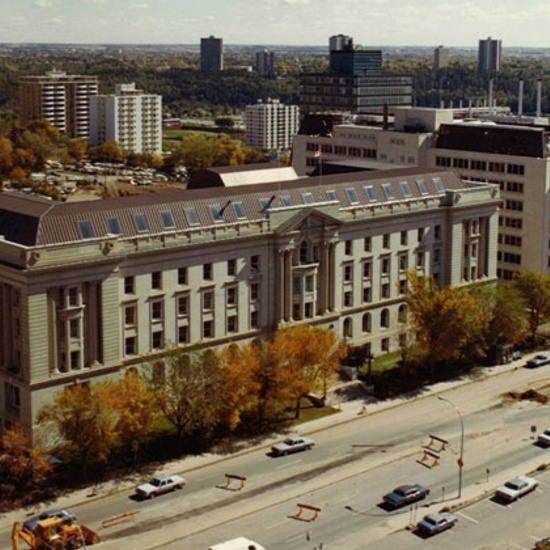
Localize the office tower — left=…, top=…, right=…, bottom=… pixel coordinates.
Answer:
left=245, top=99, right=300, bottom=150
left=255, top=50, right=275, bottom=77
left=19, top=70, right=98, bottom=138
left=200, top=36, right=224, bottom=71
left=478, top=37, right=502, bottom=71
left=299, top=35, right=412, bottom=115
left=89, top=83, right=162, bottom=155
left=434, top=46, right=449, bottom=70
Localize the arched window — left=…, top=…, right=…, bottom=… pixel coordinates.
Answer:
left=343, top=317, right=353, bottom=338
left=362, top=313, right=371, bottom=333
left=381, top=308, right=390, bottom=328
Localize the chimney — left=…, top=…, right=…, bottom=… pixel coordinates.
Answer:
left=537, top=79, right=542, bottom=118
left=518, top=80, right=524, bottom=116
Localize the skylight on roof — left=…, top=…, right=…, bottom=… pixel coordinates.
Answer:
left=160, top=211, right=175, bottom=229
left=281, top=195, right=292, bottom=207
left=233, top=202, right=246, bottom=219
left=326, top=190, right=337, bottom=201
left=364, top=186, right=377, bottom=202
left=416, top=179, right=428, bottom=195
left=400, top=181, right=412, bottom=198
left=184, top=207, right=199, bottom=226
left=209, top=205, right=223, bottom=223
left=382, top=183, right=395, bottom=200
left=78, top=220, right=93, bottom=239
left=433, top=177, right=444, bottom=193
left=134, top=214, right=149, bottom=233
left=302, top=192, right=314, bottom=204
left=346, top=188, right=359, bottom=204
left=107, top=218, right=121, bottom=235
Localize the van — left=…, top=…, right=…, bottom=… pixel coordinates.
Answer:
left=208, top=537, right=266, bottom=550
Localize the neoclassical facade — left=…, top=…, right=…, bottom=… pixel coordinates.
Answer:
left=0, top=167, right=500, bottom=438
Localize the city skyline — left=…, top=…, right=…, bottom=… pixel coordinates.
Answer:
left=2, top=0, right=550, bottom=48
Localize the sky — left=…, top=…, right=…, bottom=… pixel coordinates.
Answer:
left=2, top=0, right=550, bottom=48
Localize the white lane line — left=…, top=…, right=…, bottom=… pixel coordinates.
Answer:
left=456, top=510, right=479, bottom=524
left=275, top=459, right=302, bottom=470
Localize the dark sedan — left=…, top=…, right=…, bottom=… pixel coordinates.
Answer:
left=383, top=483, right=430, bottom=509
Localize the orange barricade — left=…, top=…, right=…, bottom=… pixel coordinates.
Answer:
left=289, top=503, right=322, bottom=522
left=424, top=434, right=448, bottom=453
left=417, top=449, right=440, bottom=468
left=217, top=473, right=247, bottom=491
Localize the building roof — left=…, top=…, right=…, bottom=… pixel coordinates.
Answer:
left=436, top=122, right=550, bottom=158
left=0, top=167, right=474, bottom=248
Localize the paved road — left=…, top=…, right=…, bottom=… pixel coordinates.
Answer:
left=3, top=359, right=549, bottom=550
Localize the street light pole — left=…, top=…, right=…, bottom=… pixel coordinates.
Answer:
left=437, top=395, right=464, bottom=499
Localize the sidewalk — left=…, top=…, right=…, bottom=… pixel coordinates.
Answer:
left=0, top=356, right=527, bottom=530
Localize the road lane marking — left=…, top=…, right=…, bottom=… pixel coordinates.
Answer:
left=275, top=459, right=302, bottom=470
left=456, top=510, right=479, bottom=524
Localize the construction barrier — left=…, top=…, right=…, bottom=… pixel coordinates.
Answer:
left=425, top=434, right=448, bottom=453
left=102, top=510, right=140, bottom=527
left=217, top=473, right=247, bottom=491
left=417, top=449, right=440, bottom=468
left=288, top=503, right=321, bottom=522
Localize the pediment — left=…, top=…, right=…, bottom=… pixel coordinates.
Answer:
left=271, top=206, right=342, bottom=235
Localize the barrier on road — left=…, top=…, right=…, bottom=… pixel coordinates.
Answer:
left=288, top=503, right=321, bottom=522
left=217, top=473, right=247, bottom=491
left=417, top=449, right=440, bottom=468
left=102, top=510, right=140, bottom=527
left=425, top=434, right=448, bottom=453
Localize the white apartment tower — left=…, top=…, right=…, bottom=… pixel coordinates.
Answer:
left=245, top=99, right=300, bottom=151
left=89, top=83, right=162, bottom=155
left=19, top=70, right=98, bottom=138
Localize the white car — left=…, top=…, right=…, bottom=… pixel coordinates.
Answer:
left=495, top=475, right=538, bottom=502
left=135, top=474, right=187, bottom=499
left=537, top=429, right=550, bottom=447
left=271, top=436, right=315, bottom=456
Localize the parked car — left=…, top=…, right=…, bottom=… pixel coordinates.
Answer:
left=23, top=509, right=76, bottom=533
left=383, top=484, right=430, bottom=509
left=416, top=512, right=458, bottom=536
left=495, top=475, right=538, bottom=502
left=536, top=537, right=550, bottom=550
left=526, top=354, right=550, bottom=368
left=537, top=428, right=550, bottom=447
left=135, top=475, right=187, bottom=499
left=271, top=436, right=315, bottom=456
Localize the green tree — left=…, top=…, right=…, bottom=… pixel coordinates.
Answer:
left=36, top=382, right=118, bottom=469
left=152, top=348, right=225, bottom=442
left=88, top=140, right=126, bottom=164
left=405, top=272, right=487, bottom=373
left=511, top=271, right=550, bottom=347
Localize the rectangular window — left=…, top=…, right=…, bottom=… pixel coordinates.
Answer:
left=344, top=291, right=353, bottom=307
left=383, top=234, right=390, bottom=248
left=432, top=177, right=444, bottom=193
left=417, top=251, right=425, bottom=268
left=227, top=315, right=238, bottom=333
left=434, top=249, right=441, bottom=265
left=203, top=263, right=213, bottom=280
left=418, top=227, right=424, bottom=241
left=227, top=259, right=236, bottom=276
left=178, top=325, right=189, bottom=344
left=416, top=179, right=428, bottom=195
left=203, top=320, right=213, bottom=339
left=251, top=255, right=260, bottom=273
left=233, top=202, right=246, bottom=219
left=227, top=286, right=237, bottom=305
left=400, top=230, right=408, bottom=246
left=251, top=283, right=259, bottom=301
left=151, top=301, right=163, bottom=320
left=281, top=195, right=292, bottom=206
left=151, top=272, right=162, bottom=290
left=305, top=275, right=314, bottom=292
left=70, top=350, right=80, bottom=370
left=178, top=267, right=188, bottom=285
left=302, top=192, right=314, bottom=204
left=124, top=276, right=135, bottom=294
left=399, top=279, right=407, bottom=294
left=326, top=190, right=337, bottom=201
left=344, top=265, right=353, bottom=282
left=362, top=286, right=371, bottom=303
left=209, top=204, right=224, bottom=223
left=382, top=183, right=395, bottom=200
left=364, top=237, right=371, bottom=252
left=434, top=224, right=441, bottom=240
left=203, top=291, right=213, bottom=310
left=107, top=218, right=121, bottom=235
left=69, top=319, right=79, bottom=338
left=345, top=240, right=353, bottom=255
left=125, top=305, right=136, bottom=326
left=68, top=287, right=78, bottom=306
left=363, top=261, right=372, bottom=279
left=400, top=181, right=412, bottom=198
left=78, top=220, right=93, bottom=239
left=381, top=283, right=390, bottom=298
left=251, top=310, right=259, bottom=329
left=152, top=330, right=164, bottom=349
left=5, top=383, right=20, bottom=410
left=381, top=257, right=390, bottom=274
left=125, top=336, right=136, bottom=355
left=178, top=295, right=189, bottom=316
left=399, top=254, right=408, bottom=271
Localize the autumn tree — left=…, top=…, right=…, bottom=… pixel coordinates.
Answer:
left=152, top=348, right=225, bottom=442
left=36, top=382, right=118, bottom=469
left=88, top=140, right=126, bottom=164
left=0, top=427, right=53, bottom=507
left=511, top=271, right=550, bottom=347
left=110, top=371, right=157, bottom=463
left=405, top=272, right=488, bottom=373
left=271, top=325, right=341, bottom=418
